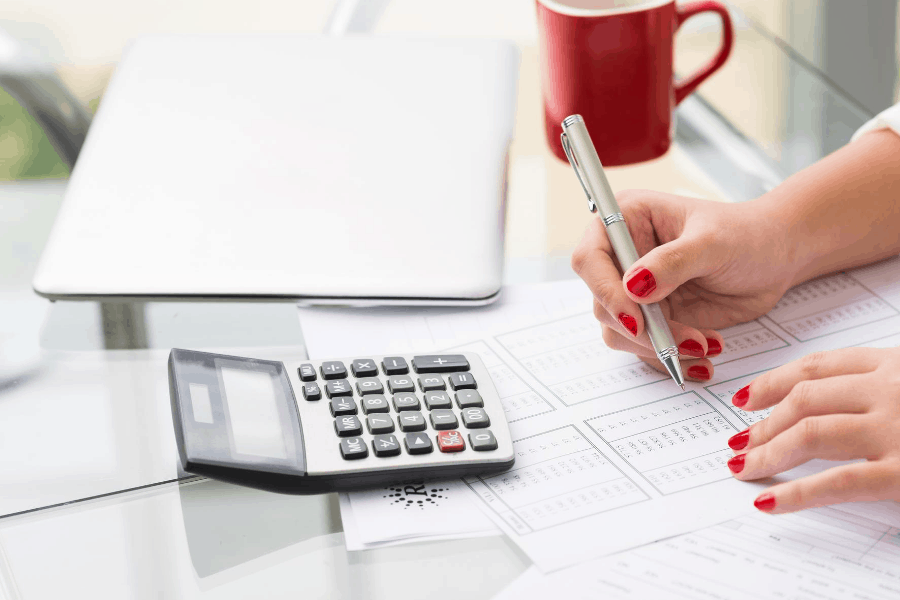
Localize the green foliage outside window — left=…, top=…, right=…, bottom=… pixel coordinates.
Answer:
left=0, top=86, right=69, bottom=180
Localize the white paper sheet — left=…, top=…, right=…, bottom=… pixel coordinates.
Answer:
left=300, top=257, right=900, bottom=571
left=336, top=479, right=499, bottom=551
left=493, top=503, right=900, bottom=599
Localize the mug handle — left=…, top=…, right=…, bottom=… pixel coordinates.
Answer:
left=673, top=1, right=734, bottom=105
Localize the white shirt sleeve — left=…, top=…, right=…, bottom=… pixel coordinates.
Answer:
left=852, top=102, right=900, bottom=141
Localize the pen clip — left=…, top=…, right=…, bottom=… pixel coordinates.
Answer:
left=560, top=132, right=597, bottom=213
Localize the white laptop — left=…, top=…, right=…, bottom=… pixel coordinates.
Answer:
left=33, top=35, right=519, bottom=305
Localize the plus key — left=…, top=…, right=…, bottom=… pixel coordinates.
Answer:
left=411, top=355, right=469, bottom=373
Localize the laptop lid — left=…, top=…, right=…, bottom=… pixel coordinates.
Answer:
left=33, top=35, right=519, bottom=304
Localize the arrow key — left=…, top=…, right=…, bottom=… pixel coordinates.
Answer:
left=404, top=432, right=434, bottom=455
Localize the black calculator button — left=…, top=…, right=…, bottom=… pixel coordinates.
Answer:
left=461, top=407, right=490, bottom=428
left=392, top=393, right=421, bottom=411
left=321, top=361, right=348, bottom=380
left=366, top=414, right=395, bottom=435
left=418, top=375, right=446, bottom=392
left=382, top=357, right=409, bottom=375
left=325, top=379, right=353, bottom=398
left=424, top=391, right=453, bottom=410
left=398, top=412, right=427, bottom=432
left=469, top=431, right=498, bottom=451
left=437, top=430, right=465, bottom=453
left=372, top=434, right=402, bottom=457
left=430, top=409, right=458, bottom=430
left=448, top=372, right=477, bottom=390
left=412, top=355, right=470, bottom=373
left=455, top=389, right=484, bottom=408
left=404, top=432, right=433, bottom=455
left=334, top=415, right=363, bottom=437
left=329, top=397, right=357, bottom=417
left=351, top=359, right=378, bottom=378
left=302, top=382, right=322, bottom=401
left=387, top=376, right=416, bottom=393
left=361, top=395, right=390, bottom=414
left=298, top=364, right=317, bottom=381
left=340, top=438, right=369, bottom=460
left=356, top=377, right=384, bottom=395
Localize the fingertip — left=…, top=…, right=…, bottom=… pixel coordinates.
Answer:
left=617, top=312, right=639, bottom=337
left=624, top=267, right=657, bottom=299
left=686, top=364, right=713, bottom=381
left=678, top=338, right=706, bottom=358
left=732, top=384, right=750, bottom=408
left=754, top=491, right=777, bottom=512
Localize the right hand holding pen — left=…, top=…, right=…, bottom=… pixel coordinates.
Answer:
left=572, top=190, right=794, bottom=381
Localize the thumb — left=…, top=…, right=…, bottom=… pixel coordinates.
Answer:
left=622, top=235, right=716, bottom=303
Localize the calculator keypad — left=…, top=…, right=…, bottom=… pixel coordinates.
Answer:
left=299, top=354, right=502, bottom=464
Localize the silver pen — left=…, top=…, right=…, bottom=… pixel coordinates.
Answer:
left=561, top=114, right=685, bottom=390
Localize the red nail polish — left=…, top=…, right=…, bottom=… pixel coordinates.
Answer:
left=626, top=268, right=656, bottom=298
left=687, top=365, right=710, bottom=380
left=754, top=492, right=776, bottom=512
left=618, top=313, right=638, bottom=336
left=732, top=385, right=750, bottom=408
left=728, top=429, right=749, bottom=451
left=679, top=339, right=705, bottom=358
left=706, top=338, right=722, bottom=357
left=727, top=454, right=745, bottom=474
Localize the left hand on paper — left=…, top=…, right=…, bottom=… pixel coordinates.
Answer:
left=726, top=347, right=900, bottom=513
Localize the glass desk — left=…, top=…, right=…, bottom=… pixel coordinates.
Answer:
left=0, top=3, right=872, bottom=597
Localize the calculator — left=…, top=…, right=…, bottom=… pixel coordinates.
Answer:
left=168, top=349, right=515, bottom=494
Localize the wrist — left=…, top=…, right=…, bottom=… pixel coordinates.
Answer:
left=747, top=191, right=810, bottom=288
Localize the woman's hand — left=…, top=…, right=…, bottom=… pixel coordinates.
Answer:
left=572, top=190, right=796, bottom=381
left=726, top=347, right=900, bottom=513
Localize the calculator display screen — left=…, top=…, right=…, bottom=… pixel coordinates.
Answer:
left=220, top=367, right=288, bottom=460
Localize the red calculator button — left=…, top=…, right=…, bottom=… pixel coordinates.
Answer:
left=437, top=430, right=465, bottom=453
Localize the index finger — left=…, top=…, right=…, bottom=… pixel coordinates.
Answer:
left=733, top=348, right=881, bottom=411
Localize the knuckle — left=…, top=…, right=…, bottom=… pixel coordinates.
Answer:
left=592, top=300, right=606, bottom=322
left=615, top=189, right=642, bottom=208
left=799, top=351, right=827, bottom=379
left=601, top=326, right=628, bottom=351
left=830, top=468, right=862, bottom=495
left=797, top=418, right=822, bottom=450
left=571, top=245, right=589, bottom=275
left=657, top=246, right=687, bottom=273
left=787, top=380, right=815, bottom=415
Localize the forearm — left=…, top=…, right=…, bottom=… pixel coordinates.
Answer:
left=754, top=128, right=900, bottom=287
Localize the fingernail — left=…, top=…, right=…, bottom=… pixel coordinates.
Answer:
left=626, top=268, right=656, bottom=298
left=706, top=338, right=722, bottom=357
left=687, top=365, right=710, bottom=380
left=732, top=385, right=750, bottom=408
left=754, top=492, right=776, bottom=512
left=679, top=339, right=705, bottom=358
left=618, top=313, right=638, bottom=337
left=727, top=429, right=749, bottom=451
left=727, top=454, right=745, bottom=474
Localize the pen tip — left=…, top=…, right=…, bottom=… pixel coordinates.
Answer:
left=680, top=384, right=685, bottom=391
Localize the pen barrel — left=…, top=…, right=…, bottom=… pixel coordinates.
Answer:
left=607, top=221, right=675, bottom=354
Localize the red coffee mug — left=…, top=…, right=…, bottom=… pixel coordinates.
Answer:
left=537, top=0, right=733, bottom=166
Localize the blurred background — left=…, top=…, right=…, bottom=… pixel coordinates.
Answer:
left=0, top=0, right=897, bottom=181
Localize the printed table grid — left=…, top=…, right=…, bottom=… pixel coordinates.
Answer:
left=585, top=392, right=738, bottom=495
left=465, top=425, right=649, bottom=535
left=766, top=273, right=899, bottom=342
left=496, top=314, right=793, bottom=407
